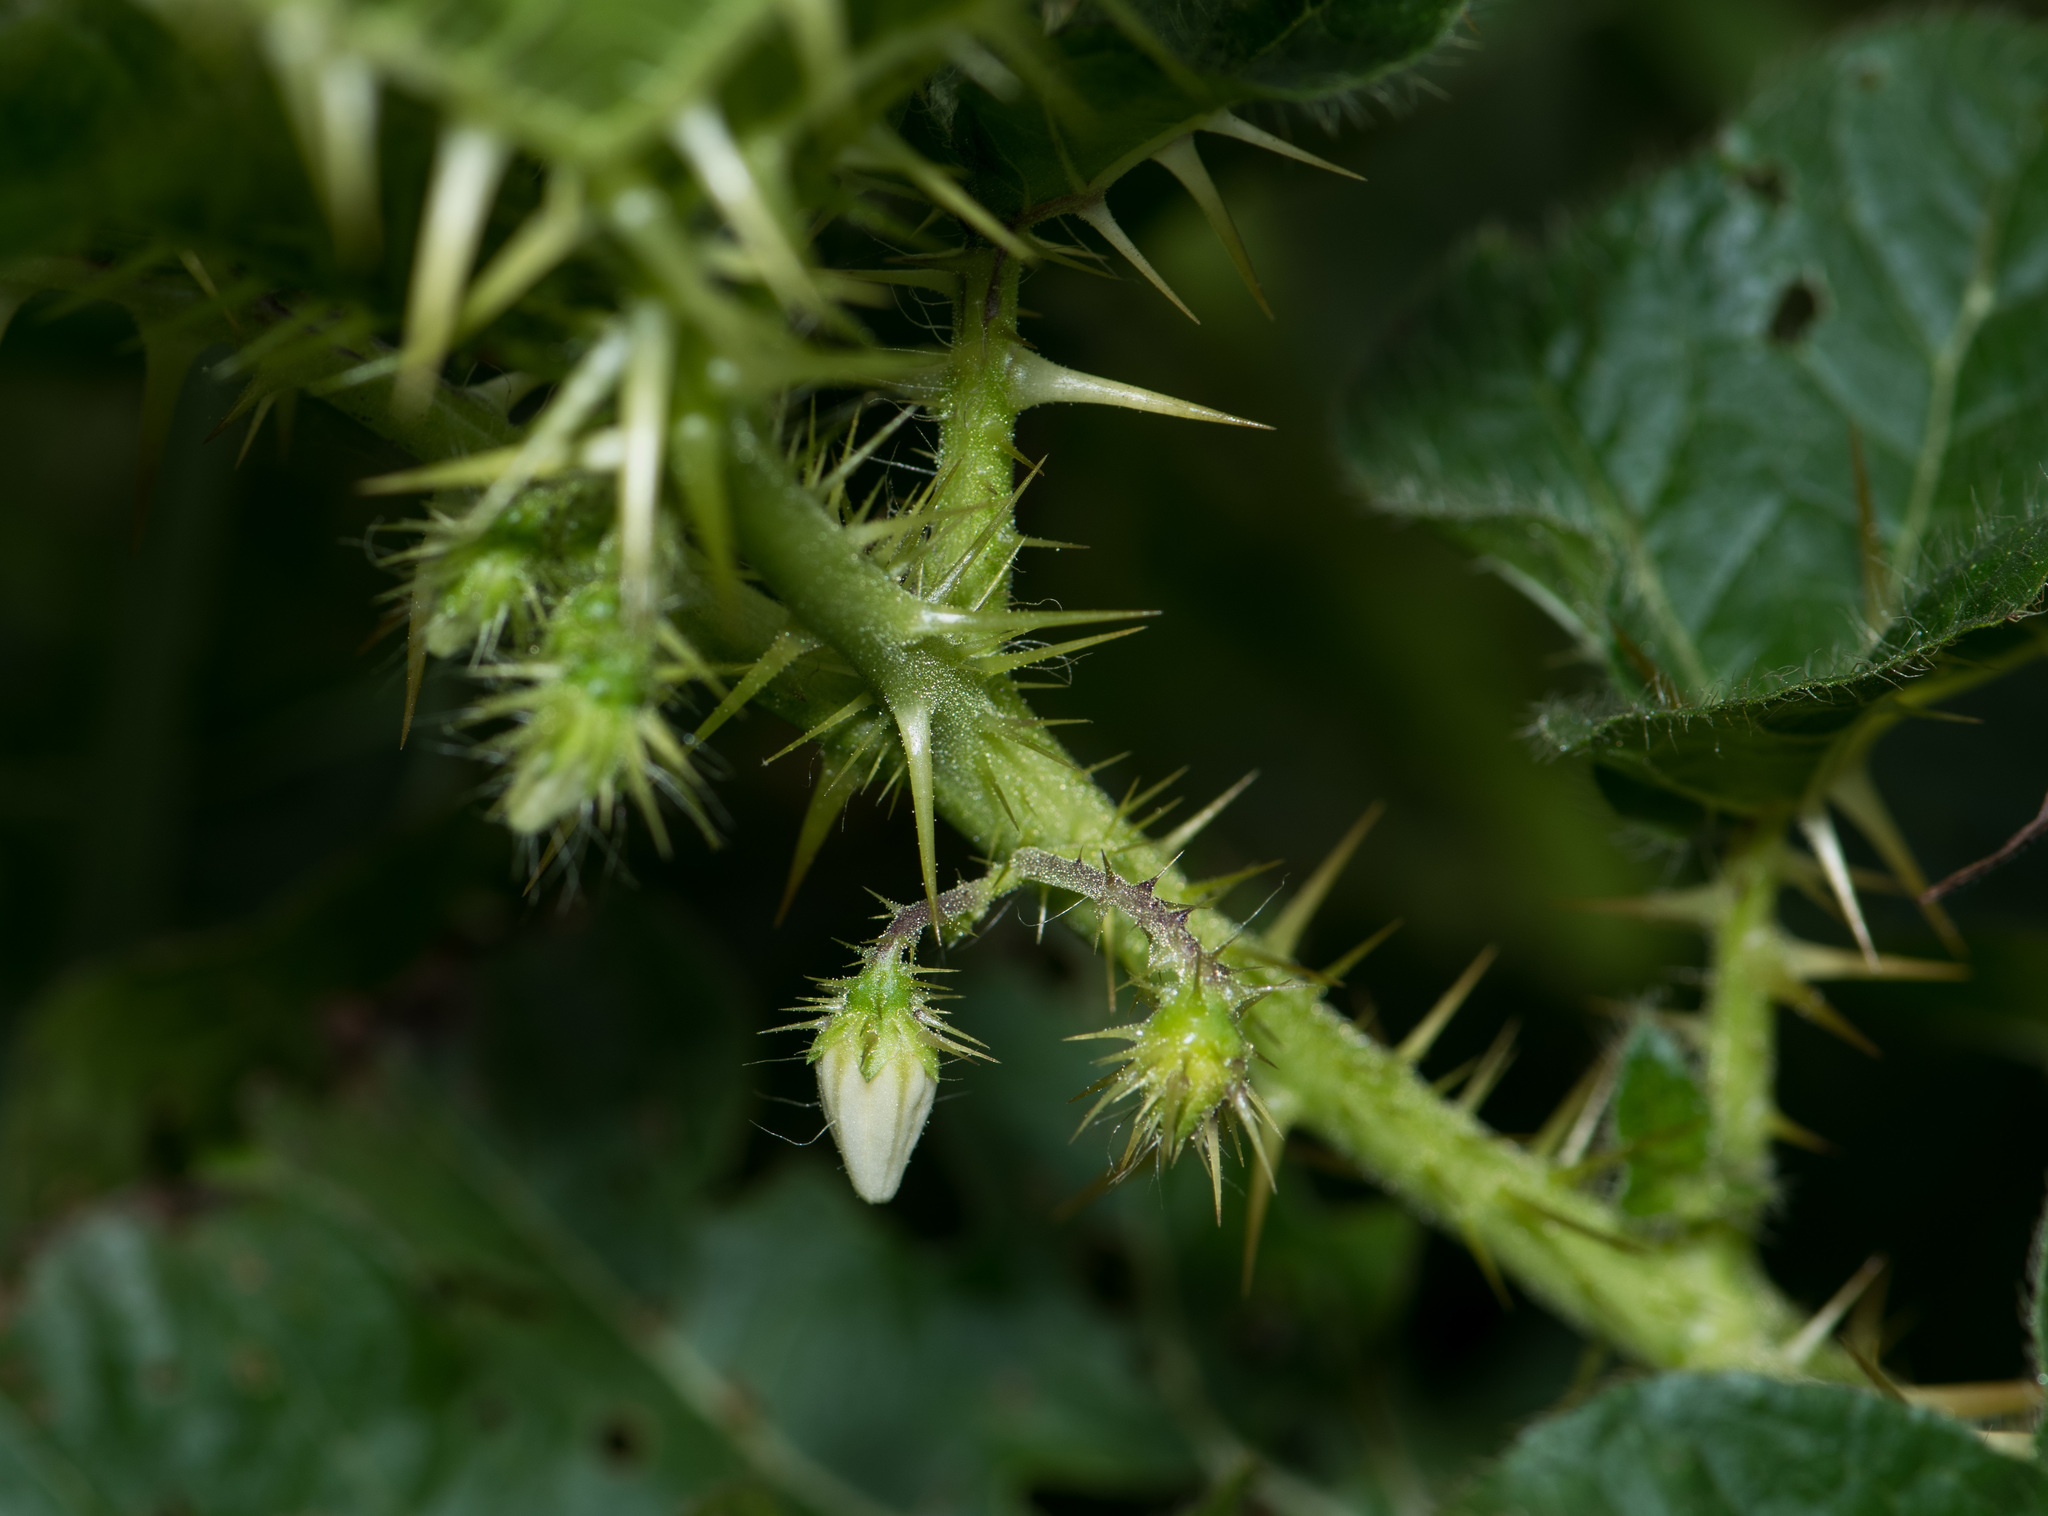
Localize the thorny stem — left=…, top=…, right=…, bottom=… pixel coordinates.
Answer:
left=62, top=249, right=1861, bottom=1380
left=919, top=249, right=1027, bottom=612
left=1703, top=826, right=1789, bottom=1212
left=711, top=284, right=1858, bottom=1378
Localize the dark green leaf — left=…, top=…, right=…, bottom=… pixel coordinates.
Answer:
left=1453, top=1372, right=2048, bottom=1515
left=933, top=0, right=1465, bottom=218
left=1344, top=15, right=2048, bottom=814
left=257, top=1072, right=1194, bottom=1514
left=1610, top=1020, right=1711, bottom=1220
left=5, top=1194, right=750, bottom=1516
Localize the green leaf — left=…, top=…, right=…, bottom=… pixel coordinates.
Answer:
left=681, top=1166, right=1192, bottom=1507
left=254, top=1073, right=1194, bottom=1512
left=1453, top=1373, right=2048, bottom=1516
left=5, top=1194, right=751, bottom=1516
left=1610, top=1020, right=1711, bottom=1220
left=931, top=0, right=1466, bottom=218
left=1344, top=15, right=2048, bottom=816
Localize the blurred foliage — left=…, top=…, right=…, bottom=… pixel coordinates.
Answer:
left=1453, top=1374, right=2048, bottom=1514
left=3, top=0, right=2048, bottom=1510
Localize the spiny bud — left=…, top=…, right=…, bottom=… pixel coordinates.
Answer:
left=1076, top=956, right=1275, bottom=1215
left=407, top=479, right=609, bottom=661
left=469, top=567, right=708, bottom=849
left=799, top=943, right=982, bottom=1203
left=1124, top=972, right=1251, bottom=1153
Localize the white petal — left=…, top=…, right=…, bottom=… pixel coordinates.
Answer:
left=818, top=1041, right=936, bottom=1203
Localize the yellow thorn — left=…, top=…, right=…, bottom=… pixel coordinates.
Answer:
left=1568, top=884, right=1723, bottom=926
left=776, top=727, right=878, bottom=925
left=1266, top=801, right=1384, bottom=959
left=1071, top=196, right=1197, bottom=322
left=1461, top=1218, right=1512, bottom=1310
left=763, top=694, right=874, bottom=766
left=847, top=127, right=1033, bottom=261
left=1159, top=770, right=1258, bottom=855
left=1006, top=348, right=1269, bottom=427
left=358, top=445, right=525, bottom=496
left=1769, top=975, right=1881, bottom=1059
left=1151, top=134, right=1271, bottom=319
left=1396, top=946, right=1498, bottom=1065
left=262, top=11, right=383, bottom=266
left=1319, top=919, right=1401, bottom=986
left=975, top=627, right=1145, bottom=680
left=1766, top=1111, right=1837, bottom=1154
left=618, top=301, right=674, bottom=626
left=396, top=123, right=510, bottom=418
left=401, top=579, right=431, bottom=748
left=672, top=104, right=827, bottom=316
left=1240, top=1153, right=1277, bottom=1297
left=1800, top=804, right=1878, bottom=968
left=1783, top=1254, right=1886, bottom=1369
left=1201, top=111, right=1364, bottom=181
left=1530, top=1056, right=1608, bottom=1160
left=1557, top=1043, right=1626, bottom=1167
left=1456, top=1018, right=1520, bottom=1115
left=1203, top=1120, right=1223, bottom=1224
left=1829, top=763, right=1966, bottom=957
left=1900, top=1381, right=2045, bottom=1419
left=235, top=393, right=276, bottom=468
left=460, top=169, right=586, bottom=337
left=696, top=631, right=814, bottom=744
left=894, top=700, right=941, bottom=923
left=1778, top=938, right=1967, bottom=984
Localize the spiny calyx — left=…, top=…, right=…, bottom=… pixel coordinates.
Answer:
left=789, top=847, right=1278, bottom=1211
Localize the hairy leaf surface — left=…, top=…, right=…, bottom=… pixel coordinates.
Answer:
left=934, top=0, right=1466, bottom=217
left=1344, top=15, right=2048, bottom=815
left=1454, top=1373, right=2048, bottom=1516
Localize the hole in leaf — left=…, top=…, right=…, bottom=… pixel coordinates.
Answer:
left=1738, top=162, right=1788, bottom=207
left=1768, top=280, right=1822, bottom=345
left=597, top=1410, right=648, bottom=1467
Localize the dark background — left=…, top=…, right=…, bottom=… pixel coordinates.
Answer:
left=4, top=0, right=2046, bottom=1501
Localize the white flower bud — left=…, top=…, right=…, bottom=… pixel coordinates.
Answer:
left=817, top=1035, right=937, bottom=1204
left=798, top=945, right=976, bottom=1204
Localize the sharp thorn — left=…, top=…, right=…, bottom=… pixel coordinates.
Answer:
left=1201, top=110, right=1363, bottom=181
left=1072, top=196, right=1197, bottom=321
left=1266, top=800, right=1384, bottom=959
left=1396, top=946, right=1498, bottom=1065
left=1151, top=134, right=1271, bottom=319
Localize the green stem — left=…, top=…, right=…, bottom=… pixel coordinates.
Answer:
left=920, top=250, right=1026, bottom=612
left=1704, top=826, right=1788, bottom=1213
left=716, top=368, right=1853, bottom=1379
left=170, top=247, right=1851, bottom=1380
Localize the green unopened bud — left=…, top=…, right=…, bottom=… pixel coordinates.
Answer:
left=1126, top=971, right=1249, bottom=1151
left=801, top=944, right=979, bottom=1203
left=470, top=575, right=710, bottom=848
left=1075, top=956, right=1273, bottom=1214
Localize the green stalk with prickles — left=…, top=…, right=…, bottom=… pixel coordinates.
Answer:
left=13, top=0, right=2048, bottom=1420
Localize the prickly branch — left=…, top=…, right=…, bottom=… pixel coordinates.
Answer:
left=795, top=848, right=1280, bottom=1211
left=9, top=0, right=1984, bottom=1388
